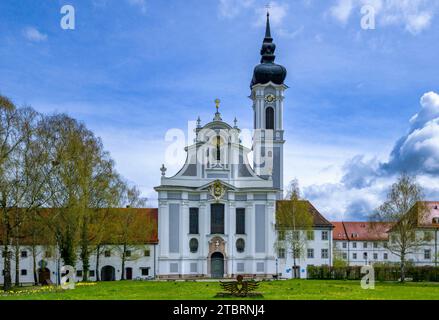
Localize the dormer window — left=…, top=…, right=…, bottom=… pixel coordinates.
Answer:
left=433, top=217, right=439, bottom=224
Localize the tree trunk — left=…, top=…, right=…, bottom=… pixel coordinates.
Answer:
left=14, top=241, right=20, bottom=286
left=80, top=243, right=89, bottom=282
left=80, top=218, right=89, bottom=282
left=95, top=245, right=100, bottom=281
left=400, top=253, right=406, bottom=283
left=3, top=243, right=12, bottom=290
left=121, top=244, right=126, bottom=280
left=32, top=245, right=38, bottom=285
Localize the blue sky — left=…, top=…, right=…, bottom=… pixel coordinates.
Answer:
left=1, top=0, right=439, bottom=220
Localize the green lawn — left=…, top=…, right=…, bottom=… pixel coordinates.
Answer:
left=1, top=280, right=439, bottom=300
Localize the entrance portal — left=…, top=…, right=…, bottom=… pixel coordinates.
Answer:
left=101, top=265, right=116, bottom=281
left=211, top=252, right=224, bottom=279
left=126, top=267, right=133, bottom=280
left=38, top=268, right=51, bottom=285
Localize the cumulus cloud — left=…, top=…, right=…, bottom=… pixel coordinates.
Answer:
left=303, top=91, right=439, bottom=220
left=328, top=0, right=439, bottom=34
left=23, top=27, right=47, bottom=42
left=382, top=92, right=439, bottom=175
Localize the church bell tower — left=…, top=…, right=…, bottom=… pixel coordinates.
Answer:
left=251, top=12, right=287, bottom=199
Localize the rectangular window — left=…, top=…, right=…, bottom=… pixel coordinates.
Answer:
left=167, top=192, right=182, bottom=200
left=104, top=250, right=111, bottom=257
left=363, top=242, right=368, bottom=249
left=256, top=262, right=265, bottom=273
left=236, top=208, right=246, bottom=235
left=190, top=263, right=197, bottom=273
left=384, top=253, right=388, bottom=260
left=188, top=193, right=200, bottom=201
left=342, top=242, right=347, bottom=249
left=307, top=231, right=314, bottom=241
left=373, top=242, right=378, bottom=248
left=237, top=263, right=245, bottom=272
left=20, top=251, right=28, bottom=258
left=342, top=253, right=347, bottom=260
left=353, top=242, right=357, bottom=248
left=321, top=249, right=329, bottom=259
left=353, top=253, right=357, bottom=260
left=278, top=230, right=285, bottom=241
left=307, top=249, right=314, bottom=259
left=255, top=204, right=266, bottom=253
left=125, top=250, right=131, bottom=257
left=44, top=251, right=52, bottom=258
left=278, top=248, right=285, bottom=259
left=144, top=250, right=151, bottom=257
left=141, top=268, right=150, bottom=276
left=373, top=253, right=378, bottom=260
left=235, top=194, right=247, bottom=201
left=21, top=269, right=27, bottom=276
left=321, top=231, right=329, bottom=241
left=89, top=270, right=95, bottom=277
left=211, top=204, right=225, bottom=234
left=425, top=249, right=431, bottom=260
left=169, top=204, right=180, bottom=253
left=170, top=263, right=179, bottom=273
left=76, top=270, right=83, bottom=277
left=292, top=231, right=300, bottom=241
left=383, top=242, right=388, bottom=248
left=363, top=252, right=368, bottom=260
left=190, top=208, right=199, bottom=234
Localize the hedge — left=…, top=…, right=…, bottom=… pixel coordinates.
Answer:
left=307, top=265, right=439, bottom=282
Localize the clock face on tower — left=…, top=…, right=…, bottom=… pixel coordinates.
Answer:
left=265, top=94, right=276, bottom=103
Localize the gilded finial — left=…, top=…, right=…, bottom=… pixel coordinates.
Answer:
left=214, top=98, right=221, bottom=112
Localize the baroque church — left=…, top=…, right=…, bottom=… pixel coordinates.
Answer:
left=155, top=13, right=303, bottom=279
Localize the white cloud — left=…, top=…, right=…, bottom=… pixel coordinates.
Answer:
left=218, top=0, right=254, bottom=18
left=23, top=27, right=47, bottom=42
left=328, top=0, right=439, bottom=34
left=330, top=0, right=354, bottom=24
left=127, top=0, right=147, bottom=14
left=302, top=91, right=439, bottom=220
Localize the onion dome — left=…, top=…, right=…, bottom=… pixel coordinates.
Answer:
left=251, top=12, right=287, bottom=88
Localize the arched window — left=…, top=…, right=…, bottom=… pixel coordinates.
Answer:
left=266, top=107, right=274, bottom=130
left=216, top=135, right=221, bottom=161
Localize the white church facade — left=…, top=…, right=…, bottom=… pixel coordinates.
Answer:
left=155, top=13, right=290, bottom=279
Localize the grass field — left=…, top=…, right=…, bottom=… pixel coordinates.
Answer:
left=1, top=280, right=439, bottom=300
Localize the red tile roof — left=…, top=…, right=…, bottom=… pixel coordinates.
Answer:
left=418, top=201, right=439, bottom=228
left=331, top=221, right=393, bottom=241
left=0, top=208, right=158, bottom=245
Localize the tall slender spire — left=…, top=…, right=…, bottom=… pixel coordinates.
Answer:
left=260, top=12, right=276, bottom=64
left=265, top=12, right=272, bottom=39
left=250, top=11, right=287, bottom=88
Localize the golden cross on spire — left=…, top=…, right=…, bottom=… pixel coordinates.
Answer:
left=214, top=98, right=221, bottom=112
left=265, top=2, right=271, bottom=14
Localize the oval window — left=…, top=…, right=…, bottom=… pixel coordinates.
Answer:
left=189, top=238, right=199, bottom=253
left=236, top=238, right=245, bottom=253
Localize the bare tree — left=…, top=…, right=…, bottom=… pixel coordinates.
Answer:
left=276, top=179, right=313, bottom=278
left=111, top=184, right=149, bottom=280
left=370, top=173, right=429, bottom=282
